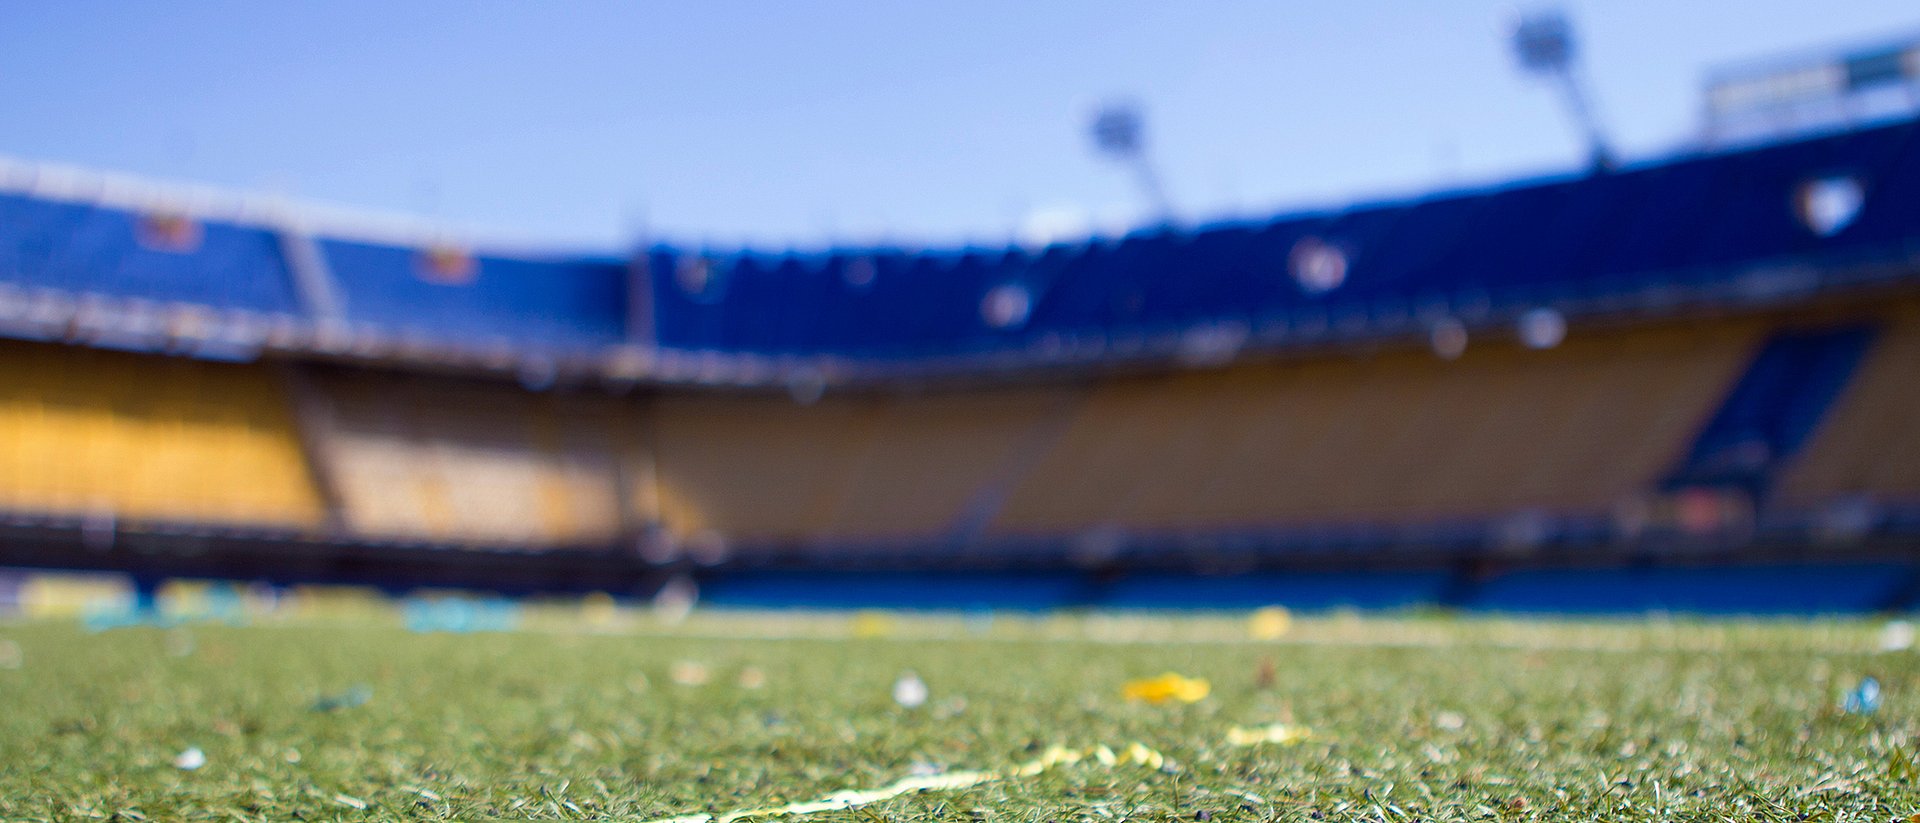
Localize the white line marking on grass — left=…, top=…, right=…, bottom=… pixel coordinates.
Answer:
left=624, top=727, right=1318, bottom=823
left=630, top=743, right=1170, bottom=823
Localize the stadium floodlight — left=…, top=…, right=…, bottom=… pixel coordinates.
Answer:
left=1510, top=9, right=1615, bottom=171
left=1089, top=101, right=1175, bottom=222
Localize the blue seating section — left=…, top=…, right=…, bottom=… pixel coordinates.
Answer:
left=1666, top=325, right=1877, bottom=494
left=1102, top=571, right=1450, bottom=611
left=321, top=240, right=629, bottom=352
left=694, top=563, right=1914, bottom=614
left=0, top=194, right=302, bottom=314
left=699, top=569, right=1448, bottom=611
left=698, top=570, right=1090, bottom=611
left=0, top=194, right=633, bottom=353
left=0, top=118, right=1914, bottom=360
left=651, top=118, right=1920, bottom=356
left=1468, top=563, right=1911, bottom=615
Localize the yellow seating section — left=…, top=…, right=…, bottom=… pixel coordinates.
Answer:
left=990, top=322, right=1763, bottom=534
left=308, top=371, right=631, bottom=545
left=18, top=307, right=1917, bottom=548
left=1777, top=309, right=1920, bottom=504
left=0, top=341, right=322, bottom=526
left=648, top=388, right=1071, bottom=544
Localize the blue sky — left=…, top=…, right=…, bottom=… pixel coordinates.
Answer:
left=0, top=1, right=1914, bottom=250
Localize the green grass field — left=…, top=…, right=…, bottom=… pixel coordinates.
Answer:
left=2, top=611, right=1916, bottom=821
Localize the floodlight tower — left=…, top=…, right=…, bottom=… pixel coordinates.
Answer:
left=1089, top=102, right=1175, bottom=223
left=1510, top=9, right=1615, bottom=171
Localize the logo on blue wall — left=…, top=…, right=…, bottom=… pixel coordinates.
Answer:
left=1797, top=175, right=1865, bottom=238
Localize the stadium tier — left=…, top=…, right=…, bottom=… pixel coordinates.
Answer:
left=1777, top=307, right=1920, bottom=505
left=0, top=118, right=1918, bottom=604
left=0, top=119, right=1913, bottom=374
left=0, top=340, right=322, bottom=527
left=989, top=322, right=1758, bottom=536
left=648, top=387, right=1074, bottom=549
left=0, top=192, right=304, bottom=316
left=317, top=240, right=631, bottom=354
left=647, top=118, right=1920, bottom=361
left=299, top=368, right=634, bottom=547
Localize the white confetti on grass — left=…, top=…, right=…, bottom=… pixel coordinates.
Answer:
left=1879, top=620, right=1914, bottom=652
left=670, top=661, right=711, bottom=687
left=891, top=671, right=928, bottom=708
left=738, top=666, right=767, bottom=689
left=172, top=747, right=206, bottom=770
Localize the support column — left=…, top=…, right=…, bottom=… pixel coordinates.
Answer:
left=276, top=364, right=350, bottom=536
left=275, top=222, right=348, bottom=336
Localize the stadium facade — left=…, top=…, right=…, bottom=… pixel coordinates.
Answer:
left=2, top=117, right=1920, bottom=612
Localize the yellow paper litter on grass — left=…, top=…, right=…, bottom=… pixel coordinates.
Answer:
left=1248, top=606, right=1293, bottom=640
left=851, top=610, right=896, bottom=638
left=1122, top=672, right=1212, bottom=704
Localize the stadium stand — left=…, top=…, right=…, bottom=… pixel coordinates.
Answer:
left=698, top=570, right=1090, bottom=611
left=0, top=116, right=1909, bottom=378
left=1776, top=307, right=1920, bottom=506
left=1664, top=324, right=1875, bottom=497
left=0, top=114, right=1917, bottom=610
left=647, top=387, right=1076, bottom=550
left=1100, top=570, right=1452, bottom=611
left=0, top=340, right=322, bottom=527
left=642, top=119, right=1919, bottom=362
left=300, top=368, right=632, bottom=546
left=1467, top=562, right=1913, bottom=614
left=989, top=321, right=1761, bottom=536
left=0, top=193, right=304, bottom=316
left=320, top=240, right=630, bottom=354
